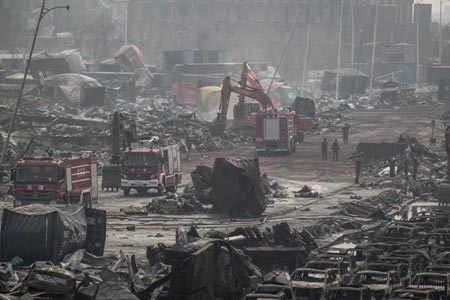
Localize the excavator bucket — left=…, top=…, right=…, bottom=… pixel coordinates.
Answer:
left=209, top=119, right=227, bottom=136
left=101, top=164, right=121, bottom=191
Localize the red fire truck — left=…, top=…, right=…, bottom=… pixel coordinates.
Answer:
left=12, top=153, right=98, bottom=207
left=120, top=142, right=182, bottom=196
left=255, top=110, right=297, bottom=155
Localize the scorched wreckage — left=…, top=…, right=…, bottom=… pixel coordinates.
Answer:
left=2, top=0, right=450, bottom=299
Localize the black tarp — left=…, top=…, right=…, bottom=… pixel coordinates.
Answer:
left=191, top=165, right=213, bottom=204
left=211, top=158, right=266, bottom=217
left=292, top=97, right=316, bottom=119
left=356, top=142, right=406, bottom=161
left=1, top=205, right=87, bottom=264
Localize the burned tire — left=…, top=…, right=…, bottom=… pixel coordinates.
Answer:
left=123, top=188, right=130, bottom=197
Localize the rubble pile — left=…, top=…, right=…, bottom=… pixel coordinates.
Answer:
left=145, top=191, right=207, bottom=215
left=340, top=190, right=402, bottom=218
left=305, top=218, right=364, bottom=237
left=0, top=94, right=251, bottom=164
left=316, top=87, right=437, bottom=114
left=146, top=118, right=250, bottom=153
left=293, top=185, right=320, bottom=198
left=358, top=136, right=445, bottom=187
left=227, top=222, right=317, bottom=250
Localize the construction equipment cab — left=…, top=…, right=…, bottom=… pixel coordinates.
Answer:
left=121, top=141, right=182, bottom=196
left=12, top=152, right=98, bottom=208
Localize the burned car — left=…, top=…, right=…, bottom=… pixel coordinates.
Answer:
left=410, top=273, right=450, bottom=300
left=365, top=262, right=410, bottom=287
left=392, top=287, right=441, bottom=300
left=306, top=260, right=352, bottom=285
left=350, top=271, right=402, bottom=300
left=244, top=284, right=295, bottom=300
left=291, top=268, right=339, bottom=300
left=327, top=286, right=375, bottom=300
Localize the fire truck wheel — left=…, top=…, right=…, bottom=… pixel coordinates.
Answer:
left=157, top=183, right=166, bottom=196
left=123, top=188, right=130, bottom=196
left=82, top=193, right=92, bottom=208
left=167, top=177, right=178, bottom=193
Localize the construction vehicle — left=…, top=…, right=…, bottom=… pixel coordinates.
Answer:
left=12, top=152, right=98, bottom=207
left=120, top=139, right=182, bottom=196
left=380, top=81, right=414, bottom=104
left=211, top=62, right=273, bottom=135
left=255, top=110, right=297, bottom=155
left=102, top=112, right=138, bottom=191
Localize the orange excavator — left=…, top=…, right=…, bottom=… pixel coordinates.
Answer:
left=211, top=62, right=273, bottom=135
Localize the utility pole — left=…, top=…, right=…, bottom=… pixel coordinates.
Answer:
left=354, top=27, right=364, bottom=95
left=369, top=0, right=379, bottom=101
left=301, top=0, right=313, bottom=97
left=416, top=1, right=420, bottom=86
left=351, top=0, right=355, bottom=68
left=0, top=0, right=69, bottom=167
left=336, top=0, right=344, bottom=102
left=440, top=0, right=443, bottom=64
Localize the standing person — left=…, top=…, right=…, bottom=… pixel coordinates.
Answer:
left=355, top=155, right=362, bottom=184
left=397, top=155, right=403, bottom=175
left=389, top=157, right=396, bottom=178
left=342, top=123, right=350, bottom=145
left=332, top=139, right=340, bottom=161
left=403, top=155, right=409, bottom=177
left=321, top=138, right=328, bottom=160
left=413, top=155, right=419, bottom=180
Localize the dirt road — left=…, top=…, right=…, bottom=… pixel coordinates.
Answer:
left=95, top=105, right=445, bottom=258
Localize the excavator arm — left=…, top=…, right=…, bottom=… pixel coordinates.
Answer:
left=212, top=63, right=273, bottom=136
left=217, top=72, right=272, bottom=121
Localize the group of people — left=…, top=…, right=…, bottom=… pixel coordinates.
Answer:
left=321, top=123, right=350, bottom=162
left=388, top=154, right=420, bottom=180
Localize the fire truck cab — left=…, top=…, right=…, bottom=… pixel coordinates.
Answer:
left=121, top=142, right=182, bottom=196
left=12, top=153, right=98, bottom=207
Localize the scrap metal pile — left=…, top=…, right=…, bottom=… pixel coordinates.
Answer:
left=0, top=163, right=432, bottom=300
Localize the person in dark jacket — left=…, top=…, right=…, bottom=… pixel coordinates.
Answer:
left=389, top=158, right=396, bottom=178
left=342, top=123, right=350, bottom=145
left=355, top=155, right=362, bottom=184
left=321, top=138, right=328, bottom=160
left=332, top=139, right=340, bottom=161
